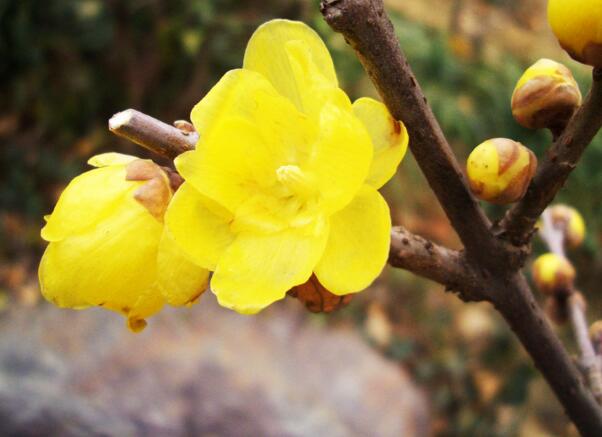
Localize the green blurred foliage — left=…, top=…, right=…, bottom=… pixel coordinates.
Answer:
left=2, top=0, right=601, bottom=435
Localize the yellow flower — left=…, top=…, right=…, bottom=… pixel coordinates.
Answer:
left=466, top=138, right=537, bottom=205
left=39, top=153, right=209, bottom=332
left=166, top=19, right=408, bottom=314
left=548, top=0, right=602, bottom=68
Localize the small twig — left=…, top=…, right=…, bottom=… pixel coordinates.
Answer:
left=501, top=69, right=602, bottom=246
left=570, top=295, right=602, bottom=405
left=539, top=209, right=602, bottom=405
left=109, top=109, right=197, bottom=160
left=389, top=227, right=484, bottom=302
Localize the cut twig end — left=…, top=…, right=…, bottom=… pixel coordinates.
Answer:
left=109, top=109, right=135, bottom=132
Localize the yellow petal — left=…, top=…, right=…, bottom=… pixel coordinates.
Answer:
left=211, top=218, right=329, bottom=314
left=190, top=68, right=311, bottom=146
left=88, top=152, right=139, bottom=168
left=352, top=98, right=409, bottom=188
left=304, top=102, right=373, bottom=214
left=39, top=198, right=165, bottom=322
left=156, top=227, right=210, bottom=307
left=41, top=166, right=138, bottom=242
left=315, top=185, right=391, bottom=295
left=164, top=182, right=234, bottom=270
left=127, top=285, right=165, bottom=332
left=243, top=19, right=338, bottom=113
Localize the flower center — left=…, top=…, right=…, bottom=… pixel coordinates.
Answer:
left=276, top=165, right=315, bottom=198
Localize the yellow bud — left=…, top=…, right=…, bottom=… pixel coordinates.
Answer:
left=549, top=204, right=586, bottom=248
left=467, top=138, right=537, bottom=204
left=532, top=253, right=576, bottom=296
left=548, top=0, right=602, bottom=68
left=589, top=320, right=602, bottom=351
left=38, top=153, right=209, bottom=332
left=511, top=59, right=582, bottom=130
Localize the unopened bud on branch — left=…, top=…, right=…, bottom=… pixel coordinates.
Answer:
left=532, top=253, right=576, bottom=296
left=548, top=0, right=602, bottom=68
left=589, top=320, right=602, bottom=354
left=549, top=204, right=586, bottom=249
left=289, top=275, right=353, bottom=313
left=511, top=59, right=581, bottom=130
left=467, top=138, right=537, bottom=204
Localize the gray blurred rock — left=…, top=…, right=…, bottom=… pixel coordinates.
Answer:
left=0, top=294, right=429, bottom=436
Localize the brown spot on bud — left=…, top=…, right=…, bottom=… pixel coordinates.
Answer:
left=289, top=275, right=353, bottom=313
left=497, top=138, right=520, bottom=176
left=126, top=160, right=173, bottom=221
left=391, top=117, right=402, bottom=136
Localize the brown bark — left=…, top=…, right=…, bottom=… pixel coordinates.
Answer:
left=319, top=0, right=602, bottom=434
left=109, top=109, right=197, bottom=159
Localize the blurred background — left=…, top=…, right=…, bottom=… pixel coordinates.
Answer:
left=1, top=0, right=602, bottom=435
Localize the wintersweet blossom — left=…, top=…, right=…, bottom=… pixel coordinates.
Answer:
left=39, top=153, right=209, bottom=331
left=548, top=0, right=602, bottom=68
left=166, top=19, right=409, bottom=314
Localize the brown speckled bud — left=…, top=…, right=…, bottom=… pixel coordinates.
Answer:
left=511, top=59, right=582, bottom=130
left=467, top=138, right=538, bottom=205
left=289, top=275, right=353, bottom=313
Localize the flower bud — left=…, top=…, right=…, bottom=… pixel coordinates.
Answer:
left=549, top=204, right=586, bottom=248
left=589, top=320, right=602, bottom=353
left=532, top=253, right=576, bottom=296
left=511, top=59, right=582, bottom=130
left=39, top=153, right=209, bottom=332
left=467, top=138, right=537, bottom=204
left=548, top=0, right=602, bottom=68
left=289, top=275, right=353, bottom=313
left=544, top=296, right=569, bottom=325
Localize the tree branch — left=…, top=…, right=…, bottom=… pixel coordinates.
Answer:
left=538, top=209, right=602, bottom=405
left=389, top=227, right=484, bottom=302
left=320, top=0, right=501, bottom=264
left=109, top=109, right=197, bottom=160
left=500, top=69, right=602, bottom=246
left=320, top=0, right=602, bottom=433
left=491, top=271, right=602, bottom=435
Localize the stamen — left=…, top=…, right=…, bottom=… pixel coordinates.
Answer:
left=276, top=165, right=315, bottom=198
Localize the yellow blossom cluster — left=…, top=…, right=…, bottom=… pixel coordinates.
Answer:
left=39, top=20, right=409, bottom=330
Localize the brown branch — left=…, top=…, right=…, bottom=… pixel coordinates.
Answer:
left=320, top=0, right=602, bottom=433
left=319, top=0, right=502, bottom=265
left=109, top=109, right=197, bottom=160
left=500, top=69, right=602, bottom=246
left=539, top=209, right=602, bottom=405
left=491, top=271, right=602, bottom=435
left=389, top=227, right=483, bottom=302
